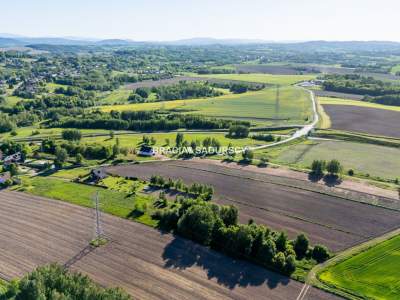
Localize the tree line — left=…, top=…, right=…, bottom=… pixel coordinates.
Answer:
left=0, top=264, right=131, bottom=300
left=150, top=175, right=214, bottom=201
left=153, top=197, right=330, bottom=276
left=48, top=111, right=250, bottom=132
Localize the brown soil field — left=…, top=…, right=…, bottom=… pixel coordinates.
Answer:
left=106, top=161, right=400, bottom=252
left=323, top=104, right=400, bottom=138
left=0, top=191, right=339, bottom=300
left=124, top=76, right=204, bottom=90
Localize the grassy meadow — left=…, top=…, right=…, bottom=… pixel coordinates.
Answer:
left=14, top=176, right=157, bottom=226
left=81, top=132, right=265, bottom=149
left=100, top=86, right=313, bottom=126
left=273, top=139, right=400, bottom=180
left=194, top=73, right=317, bottom=85
left=319, top=235, right=400, bottom=300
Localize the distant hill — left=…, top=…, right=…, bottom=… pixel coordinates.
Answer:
left=164, top=37, right=269, bottom=45
left=1, top=34, right=400, bottom=51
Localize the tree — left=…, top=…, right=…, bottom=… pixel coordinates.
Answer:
left=242, top=148, right=254, bottom=162
left=284, top=255, right=296, bottom=275
left=135, top=87, right=149, bottom=98
left=112, top=143, right=120, bottom=158
left=75, top=153, right=83, bottom=165
left=294, top=233, right=309, bottom=258
left=109, top=130, right=115, bottom=139
left=175, top=133, right=184, bottom=147
left=312, top=245, right=330, bottom=263
left=228, top=125, right=249, bottom=138
left=54, top=147, right=68, bottom=168
left=275, top=232, right=288, bottom=252
left=257, top=238, right=276, bottom=265
left=5, top=163, right=18, bottom=176
left=220, top=205, right=238, bottom=226
left=61, top=129, right=82, bottom=141
left=177, top=204, right=216, bottom=245
left=326, top=159, right=342, bottom=176
left=273, top=252, right=286, bottom=270
left=311, top=160, right=325, bottom=177
left=10, top=264, right=131, bottom=300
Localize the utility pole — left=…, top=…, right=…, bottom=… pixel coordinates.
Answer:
left=93, top=191, right=104, bottom=241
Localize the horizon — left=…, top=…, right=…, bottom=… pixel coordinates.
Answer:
left=2, top=0, right=400, bottom=42
left=2, top=34, right=400, bottom=45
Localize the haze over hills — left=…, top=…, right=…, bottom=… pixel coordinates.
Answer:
left=1, top=34, right=400, bottom=51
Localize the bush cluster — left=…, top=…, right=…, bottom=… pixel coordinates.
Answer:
left=150, top=175, right=214, bottom=200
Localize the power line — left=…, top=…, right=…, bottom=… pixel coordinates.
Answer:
left=93, top=191, right=104, bottom=240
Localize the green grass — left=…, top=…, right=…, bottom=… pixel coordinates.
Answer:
left=50, top=167, right=93, bottom=180
left=319, top=235, right=400, bottom=300
left=318, top=96, right=400, bottom=112
left=3, top=95, right=24, bottom=108
left=390, top=64, right=400, bottom=75
left=46, top=82, right=69, bottom=93
left=98, top=88, right=132, bottom=104
left=81, top=132, right=267, bottom=149
left=100, top=86, right=313, bottom=126
left=274, top=139, right=400, bottom=180
left=1, top=127, right=115, bottom=140
left=14, top=176, right=157, bottom=226
left=194, top=73, right=317, bottom=85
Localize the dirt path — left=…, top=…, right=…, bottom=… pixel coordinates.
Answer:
left=194, top=158, right=399, bottom=200
left=0, top=191, right=341, bottom=300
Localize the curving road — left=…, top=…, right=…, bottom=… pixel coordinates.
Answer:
left=245, top=87, right=318, bottom=152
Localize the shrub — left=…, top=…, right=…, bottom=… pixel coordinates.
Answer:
left=312, top=245, right=330, bottom=263
left=348, top=169, right=354, bottom=176
left=177, top=204, right=217, bottom=245
left=294, top=233, right=309, bottom=258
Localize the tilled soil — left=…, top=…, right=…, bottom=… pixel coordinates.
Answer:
left=107, top=160, right=400, bottom=252
left=124, top=76, right=204, bottom=90
left=323, top=104, right=400, bottom=138
left=0, top=191, right=340, bottom=300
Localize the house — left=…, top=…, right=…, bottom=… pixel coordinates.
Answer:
left=91, top=168, right=108, bottom=180
left=138, top=145, right=155, bottom=157
left=4, top=152, right=22, bottom=165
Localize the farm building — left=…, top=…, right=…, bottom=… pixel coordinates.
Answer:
left=91, top=168, right=108, bottom=180
left=3, top=152, right=22, bottom=165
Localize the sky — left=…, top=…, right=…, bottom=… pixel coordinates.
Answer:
left=1, top=0, right=399, bottom=41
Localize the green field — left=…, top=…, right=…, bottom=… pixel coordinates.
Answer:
left=14, top=176, right=156, bottom=226
left=390, top=64, right=400, bottom=75
left=318, top=96, right=400, bottom=112
left=100, top=86, right=313, bottom=126
left=273, top=140, right=400, bottom=180
left=194, top=73, right=317, bottom=85
left=0, top=127, right=115, bottom=140
left=81, top=131, right=272, bottom=150
left=319, top=235, right=400, bottom=299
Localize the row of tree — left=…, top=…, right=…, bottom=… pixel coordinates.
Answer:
left=153, top=198, right=330, bottom=276
left=150, top=175, right=214, bottom=200
left=50, top=112, right=250, bottom=132
left=1, top=264, right=131, bottom=300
